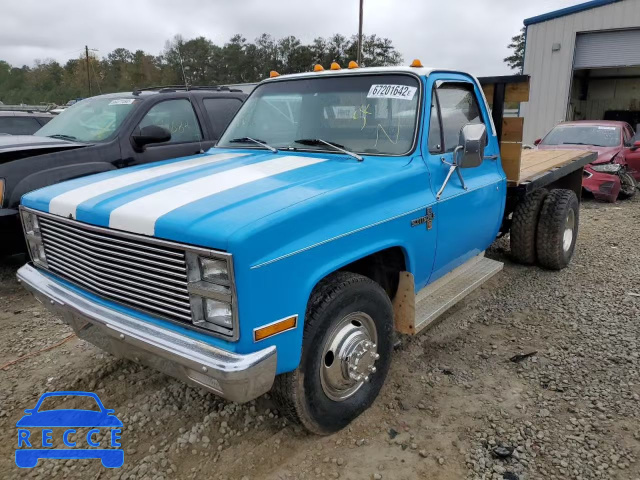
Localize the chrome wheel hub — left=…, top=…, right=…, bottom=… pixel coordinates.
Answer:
left=563, top=209, right=575, bottom=252
left=320, top=312, right=379, bottom=401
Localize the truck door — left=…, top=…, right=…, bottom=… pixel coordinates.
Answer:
left=125, top=99, right=213, bottom=166
left=424, top=74, right=505, bottom=282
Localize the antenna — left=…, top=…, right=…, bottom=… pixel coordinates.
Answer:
left=175, top=43, right=205, bottom=154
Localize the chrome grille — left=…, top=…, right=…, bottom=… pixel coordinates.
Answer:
left=38, top=216, right=192, bottom=322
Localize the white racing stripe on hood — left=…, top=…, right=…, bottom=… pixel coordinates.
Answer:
left=49, top=152, right=248, bottom=218
left=109, top=155, right=328, bottom=235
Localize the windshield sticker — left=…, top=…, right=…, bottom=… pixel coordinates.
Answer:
left=367, top=85, right=417, bottom=101
left=597, top=126, right=616, bottom=130
left=108, top=99, right=135, bottom=106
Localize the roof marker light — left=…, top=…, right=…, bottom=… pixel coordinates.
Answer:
left=313, top=64, right=325, bottom=72
left=330, top=62, right=341, bottom=70
left=410, top=59, right=423, bottom=68
left=270, top=71, right=280, bottom=78
left=348, top=61, right=359, bottom=69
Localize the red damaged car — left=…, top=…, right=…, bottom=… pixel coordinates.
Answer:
left=535, top=121, right=640, bottom=202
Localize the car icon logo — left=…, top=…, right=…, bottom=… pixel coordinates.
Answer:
left=15, top=391, right=124, bottom=468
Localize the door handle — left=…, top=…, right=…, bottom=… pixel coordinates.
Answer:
left=484, top=155, right=499, bottom=160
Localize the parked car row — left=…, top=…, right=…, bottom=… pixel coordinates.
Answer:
left=535, top=120, right=640, bottom=202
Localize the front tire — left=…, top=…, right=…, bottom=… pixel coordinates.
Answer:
left=272, top=272, right=393, bottom=435
left=618, top=172, right=637, bottom=199
left=536, top=189, right=579, bottom=270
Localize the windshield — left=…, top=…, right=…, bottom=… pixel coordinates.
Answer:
left=541, top=124, right=621, bottom=148
left=35, top=96, right=140, bottom=142
left=217, top=74, right=421, bottom=155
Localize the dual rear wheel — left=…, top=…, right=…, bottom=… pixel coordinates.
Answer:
left=510, top=188, right=579, bottom=270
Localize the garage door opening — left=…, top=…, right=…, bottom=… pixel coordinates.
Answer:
left=567, top=29, right=640, bottom=132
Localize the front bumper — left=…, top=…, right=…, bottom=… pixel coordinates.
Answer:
left=17, top=264, right=277, bottom=403
left=583, top=169, right=621, bottom=203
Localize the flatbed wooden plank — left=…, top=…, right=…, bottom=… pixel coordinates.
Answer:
left=501, top=118, right=524, bottom=142
left=517, top=149, right=592, bottom=184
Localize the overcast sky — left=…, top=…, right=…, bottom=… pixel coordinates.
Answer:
left=2, top=0, right=586, bottom=76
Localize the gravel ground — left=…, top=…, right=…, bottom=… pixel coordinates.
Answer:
left=0, top=194, right=638, bottom=480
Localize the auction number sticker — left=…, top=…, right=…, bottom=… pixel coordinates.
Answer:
left=367, top=84, right=417, bottom=101
left=108, top=99, right=136, bottom=106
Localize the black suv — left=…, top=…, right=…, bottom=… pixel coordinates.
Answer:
left=0, top=86, right=247, bottom=255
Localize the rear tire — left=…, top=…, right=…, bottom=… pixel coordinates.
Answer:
left=618, top=172, right=637, bottom=199
left=536, top=189, right=579, bottom=270
left=510, top=188, right=548, bottom=265
left=272, top=272, right=393, bottom=435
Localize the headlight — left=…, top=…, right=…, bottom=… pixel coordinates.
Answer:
left=185, top=252, right=236, bottom=338
left=199, top=257, right=230, bottom=284
left=591, top=163, right=621, bottom=173
left=20, top=209, right=48, bottom=268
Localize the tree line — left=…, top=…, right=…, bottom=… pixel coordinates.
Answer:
left=0, top=33, right=402, bottom=105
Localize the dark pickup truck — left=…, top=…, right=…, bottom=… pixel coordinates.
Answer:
left=0, top=86, right=247, bottom=255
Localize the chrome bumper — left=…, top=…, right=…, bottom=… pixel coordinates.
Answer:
left=17, top=264, right=277, bottom=403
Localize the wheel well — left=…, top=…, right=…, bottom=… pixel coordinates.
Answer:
left=337, top=247, right=407, bottom=300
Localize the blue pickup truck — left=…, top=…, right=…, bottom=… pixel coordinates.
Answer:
left=17, top=64, right=594, bottom=435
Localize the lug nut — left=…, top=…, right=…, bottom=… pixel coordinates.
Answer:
left=364, top=376, right=370, bottom=382
left=369, top=366, right=377, bottom=373
left=374, top=353, right=380, bottom=360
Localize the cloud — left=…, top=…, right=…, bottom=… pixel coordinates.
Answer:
left=1, top=0, right=584, bottom=76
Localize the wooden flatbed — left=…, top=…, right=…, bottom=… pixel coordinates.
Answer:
left=510, top=149, right=597, bottom=193
left=478, top=74, right=597, bottom=199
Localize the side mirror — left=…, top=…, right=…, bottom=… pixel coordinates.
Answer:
left=455, top=123, right=487, bottom=169
left=632, top=140, right=640, bottom=151
left=131, top=125, right=171, bottom=151
left=534, top=138, right=542, bottom=146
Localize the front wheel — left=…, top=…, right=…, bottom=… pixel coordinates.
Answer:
left=272, top=272, right=393, bottom=435
left=618, top=172, right=637, bottom=199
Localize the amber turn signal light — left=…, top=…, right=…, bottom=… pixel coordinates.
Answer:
left=313, top=64, right=325, bottom=71
left=254, top=315, right=297, bottom=342
left=270, top=70, right=280, bottom=78
left=330, top=62, right=341, bottom=70
left=348, top=61, right=359, bottom=69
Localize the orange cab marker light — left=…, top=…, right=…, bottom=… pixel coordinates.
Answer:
left=254, top=315, right=298, bottom=342
left=313, top=64, right=325, bottom=72
left=410, top=59, right=423, bottom=68
left=348, top=61, right=359, bottom=69
left=270, top=70, right=280, bottom=78
left=330, top=62, right=341, bottom=70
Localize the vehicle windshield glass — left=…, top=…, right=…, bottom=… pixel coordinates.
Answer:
left=217, top=74, right=421, bottom=155
left=541, top=125, right=621, bottom=148
left=37, top=395, right=101, bottom=412
left=35, top=96, right=140, bottom=142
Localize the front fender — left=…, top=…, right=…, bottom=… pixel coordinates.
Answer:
left=232, top=208, right=432, bottom=374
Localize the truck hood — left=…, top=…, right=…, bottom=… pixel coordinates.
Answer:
left=22, top=148, right=409, bottom=250
left=0, top=135, right=87, bottom=163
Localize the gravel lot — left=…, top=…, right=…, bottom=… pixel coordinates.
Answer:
left=1, top=195, right=638, bottom=480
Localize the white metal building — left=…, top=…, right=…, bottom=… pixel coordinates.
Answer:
left=520, top=0, right=640, bottom=144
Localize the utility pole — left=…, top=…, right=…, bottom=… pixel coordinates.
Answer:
left=85, top=45, right=92, bottom=97
left=357, top=0, right=364, bottom=65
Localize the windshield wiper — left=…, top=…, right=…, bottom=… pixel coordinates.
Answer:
left=561, top=142, right=591, bottom=146
left=47, top=134, right=78, bottom=141
left=293, top=138, right=363, bottom=162
left=229, top=137, right=278, bottom=153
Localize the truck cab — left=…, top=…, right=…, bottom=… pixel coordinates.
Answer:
left=17, top=64, right=588, bottom=435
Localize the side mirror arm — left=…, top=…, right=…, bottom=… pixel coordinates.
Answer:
left=436, top=147, right=468, bottom=200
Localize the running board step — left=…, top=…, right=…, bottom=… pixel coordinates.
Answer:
left=396, top=253, right=503, bottom=335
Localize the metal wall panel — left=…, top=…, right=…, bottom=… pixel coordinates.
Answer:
left=575, top=29, right=640, bottom=68
left=521, top=0, right=640, bottom=144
